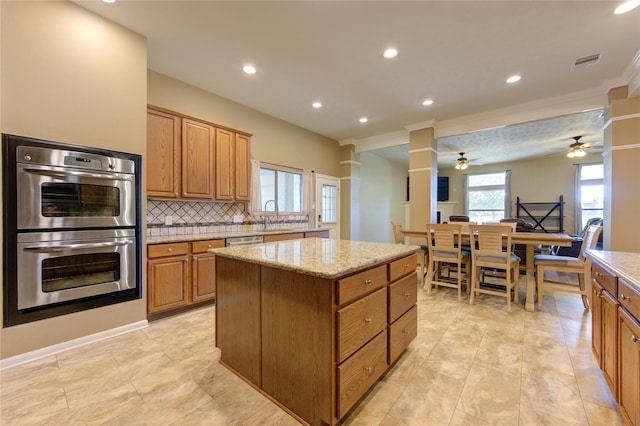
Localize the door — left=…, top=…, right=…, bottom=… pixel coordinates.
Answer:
left=315, top=174, right=340, bottom=239
left=182, top=118, right=215, bottom=199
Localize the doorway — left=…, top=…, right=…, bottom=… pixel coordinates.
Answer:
left=314, top=174, right=340, bottom=239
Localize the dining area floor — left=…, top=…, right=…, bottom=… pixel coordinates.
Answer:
left=1, top=275, right=625, bottom=425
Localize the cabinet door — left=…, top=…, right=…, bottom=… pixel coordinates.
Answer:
left=147, top=108, right=181, bottom=198
left=601, top=290, right=619, bottom=399
left=592, top=280, right=603, bottom=366
left=215, top=128, right=234, bottom=201
left=148, top=256, right=189, bottom=313
left=234, top=134, right=251, bottom=201
left=182, top=119, right=215, bottom=199
left=192, top=253, right=216, bottom=303
left=619, top=308, right=640, bottom=426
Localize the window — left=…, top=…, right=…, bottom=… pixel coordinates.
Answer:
left=577, top=163, right=603, bottom=232
left=321, top=184, right=337, bottom=223
left=466, top=171, right=509, bottom=223
left=260, top=167, right=302, bottom=213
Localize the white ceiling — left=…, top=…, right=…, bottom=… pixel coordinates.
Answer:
left=75, top=1, right=639, bottom=166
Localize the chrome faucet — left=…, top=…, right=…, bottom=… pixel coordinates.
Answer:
left=264, top=200, right=276, bottom=230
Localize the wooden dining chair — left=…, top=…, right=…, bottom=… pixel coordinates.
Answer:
left=391, top=221, right=427, bottom=285
left=468, top=224, right=520, bottom=311
left=425, top=223, right=471, bottom=302
left=534, top=224, right=603, bottom=310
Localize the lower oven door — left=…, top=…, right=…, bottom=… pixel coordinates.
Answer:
left=17, top=229, right=136, bottom=310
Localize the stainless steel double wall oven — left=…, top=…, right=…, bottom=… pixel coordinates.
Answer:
left=3, top=134, right=142, bottom=326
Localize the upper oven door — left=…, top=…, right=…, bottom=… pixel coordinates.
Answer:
left=16, top=163, right=136, bottom=230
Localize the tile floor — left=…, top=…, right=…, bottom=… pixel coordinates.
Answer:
left=1, top=279, right=626, bottom=425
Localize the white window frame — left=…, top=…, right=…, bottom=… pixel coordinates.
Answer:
left=465, top=171, right=510, bottom=223
left=259, top=165, right=303, bottom=214
left=575, top=163, right=604, bottom=233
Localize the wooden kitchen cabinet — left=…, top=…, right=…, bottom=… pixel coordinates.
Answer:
left=147, top=242, right=189, bottom=314
left=191, top=239, right=225, bottom=302
left=146, top=108, right=181, bottom=198
left=619, top=307, right=640, bottom=426
left=215, top=128, right=251, bottom=201
left=182, top=118, right=215, bottom=199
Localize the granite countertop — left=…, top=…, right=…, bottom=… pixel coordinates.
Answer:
left=147, top=227, right=318, bottom=244
left=210, top=238, right=421, bottom=279
left=586, top=250, right=640, bottom=292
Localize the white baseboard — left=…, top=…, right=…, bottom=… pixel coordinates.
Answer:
left=0, top=320, right=149, bottom=371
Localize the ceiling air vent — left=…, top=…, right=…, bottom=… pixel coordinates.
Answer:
left=572, top=53, right=602, bottom=69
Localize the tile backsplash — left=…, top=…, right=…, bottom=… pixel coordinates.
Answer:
left=146, top=200, right=310, bottom=238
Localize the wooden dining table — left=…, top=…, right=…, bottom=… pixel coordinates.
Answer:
left=401, top=228, right=574, bottom=312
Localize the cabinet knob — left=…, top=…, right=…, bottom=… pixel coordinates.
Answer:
left=595, top=271, right=601, bottom=277
left=364, top=279, right=372, bottom=286
left=404, top=292, right=410, bottom=298
left=207, top=244, right=212, bottom=248
left=167, top=247, right=173, bottom=252
left=402, top=329, right=410, bottom=336
left=364, top=367, right=373, bottom=375
left=620, top=293, right=630, bottom=301
left=632, top=335, right=639, bottom=343
left=364, top=318, right=372, bottom=324
left=404, top=263, right=410, bottom=268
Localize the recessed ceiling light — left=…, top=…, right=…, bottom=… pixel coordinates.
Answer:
left=506, top=75, right=521, bottom=84
left=243, top=65, right=256, bottom=75
left=312, top=102, right=322, bottom=109
left=422, top=99, right=434, bottom=106
left=615, top=0, right=640, bottom=14
left=383, top=48, right=398, bottom=59
left=359, top=117, right=368, bottom=123
left=102, top=0, right=116, bottom=3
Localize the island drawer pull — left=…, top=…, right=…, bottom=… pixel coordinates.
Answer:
left=404, top=292, right=410, bottom=298
left=404, top=263, right=410, bottom=268
left=167, top=247, right=173, bottom=252
left=364, top=317, right=372, bottom=324
left=632, top=335, right=639, bottom=343
left=620, top=293, right=630, bottom=301
left=364, top=367, right=373, bottom=375
left=402, top=329, right=410, bottom=336
left=364, top=279, right=372, bottom=286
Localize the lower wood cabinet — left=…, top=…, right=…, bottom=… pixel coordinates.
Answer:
left=619, top=307, right=640, bottom=426
left=147, top=239, right=224, bottom=314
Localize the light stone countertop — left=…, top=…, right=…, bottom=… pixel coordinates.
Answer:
left=586, top=250, right=640, bottom=292
left=210, top=238, right=421, bottom=279
left=146, top=227, right=318, bottom=244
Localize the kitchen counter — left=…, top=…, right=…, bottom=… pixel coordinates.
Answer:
left=146, top=227, right=318, bottom=244
left=585, top=249, right=640, bottom=292
left=210, top=238, right=420, bottom=279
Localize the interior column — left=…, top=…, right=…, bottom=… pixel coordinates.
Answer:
left=339, top=144, right=360, bottom=241
left=604, top=86, right=640, bottom=252
left=408, top=127, right=437, bottom=244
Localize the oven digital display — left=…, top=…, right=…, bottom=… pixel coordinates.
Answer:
left=63, top=155, right=103, bottom=170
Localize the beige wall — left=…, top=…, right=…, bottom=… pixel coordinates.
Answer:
left=148, top=71, right=340, bottom=176
left=0, top=1, right=147, bottom=359
left=437, top=152, right=602, bottom=234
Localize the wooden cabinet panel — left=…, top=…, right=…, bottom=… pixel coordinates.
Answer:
left=148, top=242, right=188, bottom=259
left=619, top=278, right=640, bottom=321
left=592, top=280, right=604, bottom=366
left=192, top=253, right=216, bottom=302
left=147, top=255, right=189, bottom=313
left=215, top=128, right=233, bottom=201
left=263, top=233, right=304, bottom=242
left=389, top=305, right=418, bottom=364
left=337, top=288, right=387, bottom=363
left=593, top=263, right=617, bottom=296
left=234, top=133, right=251, bottom=201
left=619, top=308, right=640, bottom=426
left=337, top=265, right=387, bottom=306
left=337, top=330, right=388, bottom=419
left=388, top=273, right=417, bottom=323
left=192, top=239, right=225, bottom=254
left=304, top=229, right=330, bottom=239
left=389, top=253, right=417, bottom=282
left=146, top=108, right=181, bottom=198
left=182, top=118, right=215, bottom=199
left=601, top=290, right=619, bottom=398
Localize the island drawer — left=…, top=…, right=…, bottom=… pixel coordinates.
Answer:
left=388, top=305, right=417, bottom=364
left=148, top=242, right=189, bottom=259
left=337, top=264, right=387, bottom=305
left=389, top=253, right=417, bottom=282
left=337, top=329, right=388, bottom=419
left=388, top=273, right=417, bottom=323
left=593, top=263, right=617, bottom=296
left=192, top=239, right=224, bottom=253
left=619, top=278, right=640, bottom=321
left=337, top=288, right=387, bottom=363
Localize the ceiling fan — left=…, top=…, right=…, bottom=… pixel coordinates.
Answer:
left=455, top=152, right=470, bottom=170
left=566, top=136, right=591, bottom=158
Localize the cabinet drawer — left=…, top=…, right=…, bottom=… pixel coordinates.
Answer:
left=148, top=242, right=189, bottom=259
left=593, top=263, right=617, bottom=296
left=619, top=278, right=640, bottom=321
left=337, top=265, right=387, bottom=305
left=389, top=305, right=418, bottom=364
left=192, top=239, right=224, bottom=253
left=337, top=330, right=388, bottom=420
left=388, top=273, right=417, bottom=323
left=263, top=233, right=304, bottom=242
left=389, top=254, right=417, bottom=282
left=337, top=288, right=387, bottom=363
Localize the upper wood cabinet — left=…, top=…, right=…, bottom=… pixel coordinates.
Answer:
left=182, top=118, right=215, bottom=199
left=146, top=108, right=181, bottom=198
left=146, top=106, right=252, bottom=202
left=215, top=128, right=251, bottom=201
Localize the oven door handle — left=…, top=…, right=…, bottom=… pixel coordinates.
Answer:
left=22, top=239, right=135, bottom=252
left=22, top=167, right=133, bottom=182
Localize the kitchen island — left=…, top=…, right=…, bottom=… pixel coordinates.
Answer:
left=211, top=238, right=419, bottom=425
